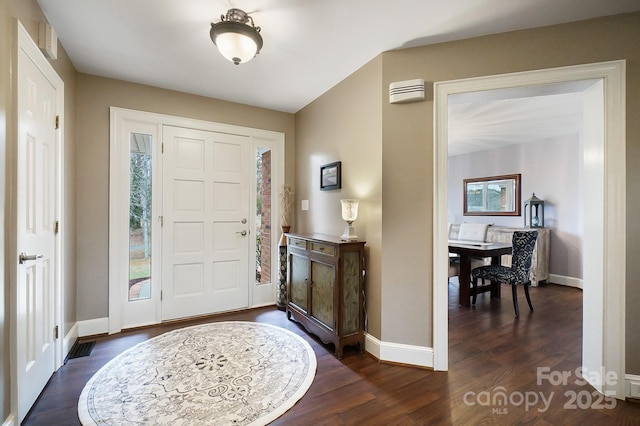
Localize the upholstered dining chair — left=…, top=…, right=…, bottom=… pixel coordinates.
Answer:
left=457, top=223, right=490, bottom=243
left=455, top=222, right=491, bottom=275
left=471, top=231, right=538, bottom=317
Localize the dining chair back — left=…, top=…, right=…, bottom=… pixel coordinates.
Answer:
left=458, top=223, right=489, bottom=242
left=471, top=230, right=538, bottom=317
left=455, top=223, right=491, bottom=277
left=511, top=231, right=538, bottom=282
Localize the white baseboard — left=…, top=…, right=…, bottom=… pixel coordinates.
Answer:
left=548, top=274, right=583, bottom=289
left=365, top=333, right=433, bottom=368
left=63, top=323, right=79, bottom=358
left=626, top=374, right=640, bottom=399
left=78, top=317, right=109, bottom=337
left=251, top=302, right=277, bottom=309
left=366, top=335, right=636, bottom=392
left=2, top=414, right=16, bottom=426
left=76, top=321, right=435, bottom=368
left=365, top=333, right=382, bottom=359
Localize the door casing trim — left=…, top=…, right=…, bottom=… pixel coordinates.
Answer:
left=433, top=60, right=626, bottom=398
left=108, top=107, right=285, bottom=333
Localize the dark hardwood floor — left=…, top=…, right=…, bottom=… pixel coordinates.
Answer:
left=23, top=282, right=640, bottom=425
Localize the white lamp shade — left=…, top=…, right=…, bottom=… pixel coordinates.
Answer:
left=215, top=32, right=259, bottom=64
left=341, top=199, right=359, bottom=222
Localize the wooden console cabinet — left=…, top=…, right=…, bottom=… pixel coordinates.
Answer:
left=285, top=233, right=365, bottom=358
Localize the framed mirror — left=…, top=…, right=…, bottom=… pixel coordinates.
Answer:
left=463, top=174, right=521, bottom=216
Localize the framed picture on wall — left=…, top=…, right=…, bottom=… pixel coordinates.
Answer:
left=320, top=161, right=341, bottom=191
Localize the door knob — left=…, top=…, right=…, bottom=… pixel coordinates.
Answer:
left=19, top=252, right=44, bottom=264
left=236, top=230, right=248, bottom=236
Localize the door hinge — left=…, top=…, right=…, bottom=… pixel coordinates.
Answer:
left=159, top=216, right=163, bottom=226
left=55, top=220, right=60, bottom=234
left=160, top=290, right=163, bottom=301
left=54, top=325, right=59, bottom=339
left=161, top=143, right=164, bottom=154
left=55, top=115, right=59, bottom=130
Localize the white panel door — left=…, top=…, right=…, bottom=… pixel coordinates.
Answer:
left=162, top=126, right=250, bottom=320
left=16, top=42, right=58, bottom=420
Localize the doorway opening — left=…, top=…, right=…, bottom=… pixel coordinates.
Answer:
left=12, top=21, right=65, bottom=422
left=109, top=108, right=285, bottom=333
left=433, top=61, right=626, bottom=398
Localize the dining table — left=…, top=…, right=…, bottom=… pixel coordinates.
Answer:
left=448, top=241, right=512, bottom=307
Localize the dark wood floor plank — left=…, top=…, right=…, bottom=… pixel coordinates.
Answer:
left=22, top=283, right=640, bottom=425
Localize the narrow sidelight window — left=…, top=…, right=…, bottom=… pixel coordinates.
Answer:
left=255, top=148, right=272, bottom=284
left=129, top=133, right=153, bottom=301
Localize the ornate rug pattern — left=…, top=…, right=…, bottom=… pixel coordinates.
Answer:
left=78, top=322, right=316, bottom=425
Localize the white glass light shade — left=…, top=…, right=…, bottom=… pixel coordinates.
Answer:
left=341, top=199, right=359, bottom=222
left=214, top=31, right=259, bottom=64
left=340, top=199, right=359, bottom=241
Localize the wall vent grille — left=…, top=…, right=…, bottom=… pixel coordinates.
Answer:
left=389, top=79, right=425, bottom=104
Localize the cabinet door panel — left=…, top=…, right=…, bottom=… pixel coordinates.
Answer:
left=311, top=261, right=334, bottom=330
left=290, top=254, right=309, bottom=312
left=342, top=251, right=361, bottom=334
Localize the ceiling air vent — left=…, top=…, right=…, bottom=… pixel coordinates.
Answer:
left=389, top=79, right=425, bottom=104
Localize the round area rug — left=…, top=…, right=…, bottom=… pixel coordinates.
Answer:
left=78, top=321, right=316, bottom=425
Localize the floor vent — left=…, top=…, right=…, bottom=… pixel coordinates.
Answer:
left=66, top=341, right=96, bottom=360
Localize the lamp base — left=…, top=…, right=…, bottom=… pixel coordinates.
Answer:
left=340, top=224, right=358, bottom=241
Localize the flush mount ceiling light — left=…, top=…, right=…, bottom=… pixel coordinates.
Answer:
left=210, top=8, right=263, bottom=65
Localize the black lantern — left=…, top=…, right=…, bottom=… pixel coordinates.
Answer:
left=524, top=193, right=544, bottom=228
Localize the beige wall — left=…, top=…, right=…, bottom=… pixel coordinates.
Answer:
left=294, top=56, right=383, bottom=338
left=75, top=74, right=295, bottom=320
left=294, top=12, right=640, bottom=374
left=1, top=0, right=78, bottom=421
left=380, top=13, right=640, bottom=371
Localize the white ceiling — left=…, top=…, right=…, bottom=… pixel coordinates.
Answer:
left=35, top=0, right=640, bottom=114
left=447, top=80, right=599, bottom=156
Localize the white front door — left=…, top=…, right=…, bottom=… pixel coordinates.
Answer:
left=162, top=126, right=251, bottom=320
left=16, top=27, right=60, bottom=421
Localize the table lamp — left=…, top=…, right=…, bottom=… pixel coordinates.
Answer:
left=340, top=199, right=359, bottom=241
